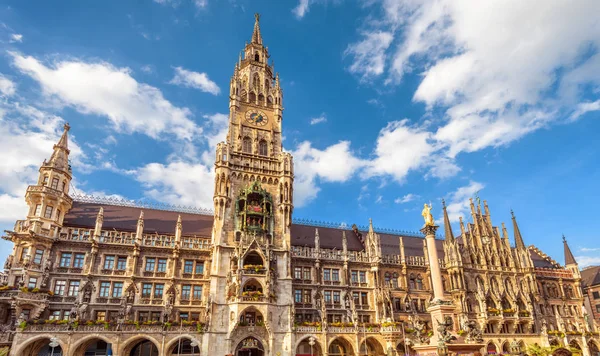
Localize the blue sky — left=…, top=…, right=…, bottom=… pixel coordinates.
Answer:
left=1, top=0, right=600, bottom=267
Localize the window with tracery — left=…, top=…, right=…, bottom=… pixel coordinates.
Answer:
left=242, top=137, right=252, bottom=153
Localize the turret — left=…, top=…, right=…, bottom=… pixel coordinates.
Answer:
left=24, top=123, right=73, bottom=236
left=511, top=210, right=526, bottom=250
left=563, top=235, right=580, bottom=277
left=442, top=199, right=455, bottom=243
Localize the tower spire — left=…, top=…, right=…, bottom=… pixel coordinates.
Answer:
left=251, top=13, right=263, bottom=45
left=563, top=235, right=577, bottom=266
left=48, top=123, right=71, bottom=172
left=511, top=209, right=526, bottom=250
left=442, top=199, right=455, bottom=243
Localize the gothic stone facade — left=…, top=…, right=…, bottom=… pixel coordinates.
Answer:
left=1, top=14, right=599, bottom=356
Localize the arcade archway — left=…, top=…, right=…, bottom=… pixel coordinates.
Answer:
left=296, top=336, right=323, bottom=356
left=236, top=337, right=265, bottom=356
left=19, top=336, right=64, bottom=356
left=123, top=338, right=160, bottom=356
left=169, top=337, right=201, bottom=355
left=358, top=337, right=385, bottom=356
left=328, top=338, right=355, bottom=356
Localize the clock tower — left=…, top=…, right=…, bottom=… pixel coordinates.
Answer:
left=208, top=13, right=294, bottom=355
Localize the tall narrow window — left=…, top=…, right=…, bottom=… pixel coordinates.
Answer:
left=258, top=140, right=268, bottom=156
left=60, top=253, right=72, bottom=267
left=73, top=253, right=85, bottom=268
left=51, top=177, right=59, bottom=189
left=34, top=204, right=42, bottom=216
left=44, top=206, right=53, bottom=219
left=242, top=137, right=252, bottom=153
left=42, top=176, right=49, bottom=185
left=193, top=286, right=203, bottom=300
left=113, top=282, right=123, bottom=297
left=54, top=280, right=66, bottom=295
left=33, top=249, right=44, bottom=264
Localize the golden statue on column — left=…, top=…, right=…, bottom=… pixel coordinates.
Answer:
left=422, top=203, right=435, bottom=226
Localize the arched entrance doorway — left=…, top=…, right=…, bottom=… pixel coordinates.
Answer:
left=170, top=338, right=201, bottom=355
left=72, top=337, right=114, bottom=356
left=358, top=337, right=385, bottom=355
left=588, top=341, right=600, bottom=355
left=129, top=339, right=159, bottom=356
left=21, top=337, right=64, bottom=356
left=236, top=337, right=264, bottom=356
left=296, top=337, right=323, bottom=356
left=328, top=338, right=354, bottom=356
left=486, top=342, right=497, bottom=355
left=396, top=342, right=415, bottom=356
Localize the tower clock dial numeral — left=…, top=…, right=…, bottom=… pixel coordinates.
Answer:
left=245, top=110, right=269, bottom=126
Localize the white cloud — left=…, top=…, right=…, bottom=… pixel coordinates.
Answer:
left=310, top=113, right=327, bottom=125
left=395, top=193, right=419, bottom=204
left=347, top=0, right=600, bottom=162
left=443, top=181, right=485, bottom=223
left=10, top=52, right=201, bottom=141
left=580, top=247, right=600, bottom=252
left=136, top=161, right=214, bottom=208
left=365, top=119, right=435, bottom=182
left=140, top=65, right=154, bottom=74
left=575, top=255, right=600, bottom=268
left=292, top=141, right=364, bottom=206
left=154, top=0, right=207, bottom=10
left=0, top=74, right=16, bottom=96
left=292, top=0, right=311, bottom=19
left=570, top=100, right=600, bottom=121
left=345, top=31, right=393, bottom=81
left=9, top=34, right=23, bottom=43
left=169, top=66, right=220, bottom=95
left=0, top=100, right=87, bottom=225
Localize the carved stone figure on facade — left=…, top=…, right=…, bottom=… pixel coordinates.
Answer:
left=204, top=295, right=213, bottom=328
left=411, top=316, right=430, bottom=344
left=4, top=255, right=13, bottom=270
left=78, top=302, right=89, bottom=320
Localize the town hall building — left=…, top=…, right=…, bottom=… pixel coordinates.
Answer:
left=1, top=14, right=599, bottom=356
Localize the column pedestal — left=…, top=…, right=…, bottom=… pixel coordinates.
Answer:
left=411, top=225, right=484, bottom=356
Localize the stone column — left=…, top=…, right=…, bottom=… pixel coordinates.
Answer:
left=421, top=225, right=445, bottom=301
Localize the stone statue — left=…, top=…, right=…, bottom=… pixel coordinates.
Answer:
left=461, top=318, right=483, bottom=343
left=422, top=203, right=435, bottom=226
left=437, top=316, right=457, bottom=343
left=4, top=255, right=13, bottom=270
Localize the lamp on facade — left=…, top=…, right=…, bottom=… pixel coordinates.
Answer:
left=190, top=338, right=200, bottom=356
left=49, top=337, right=59, bottom=356
left=309, top=336, right=315, bottom=356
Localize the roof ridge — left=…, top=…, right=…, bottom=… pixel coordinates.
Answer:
left=71, top=194, right=214, bottom=216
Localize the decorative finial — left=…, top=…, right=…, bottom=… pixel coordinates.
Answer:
left=510, top=209, right=515, bottom=218
left=255, top=13, right=260, bottom=22
left=441, top=198, right=446, bottom=208
left=63, top=123, right=70, bottom=132
left=562, top=234, right=566, bottom=242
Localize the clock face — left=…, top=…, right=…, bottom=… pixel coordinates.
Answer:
left=245, top=110, right=268, bottom=127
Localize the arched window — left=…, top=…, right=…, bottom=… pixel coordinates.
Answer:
left=61, top=180, right=67, bottom=192
left=416, top=275, right=423, bottom=290
left=384, top=272, right=391, bottom=287
left=42, top=175, right=49, bottom=185
left=258, top=94, right=265, bottom=105
left=249, top=92, right=256, bottom=103
left=409, top=274, right=416, bottom=290
left=258, top=140, right=268, bottom=156
left=392, top=273, right=399, bottom=288
left=254, top=53, right=260, bottom=62
left=242, top=137, right=252, bottom=153
left=267, top=96, right=273, bottom=107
